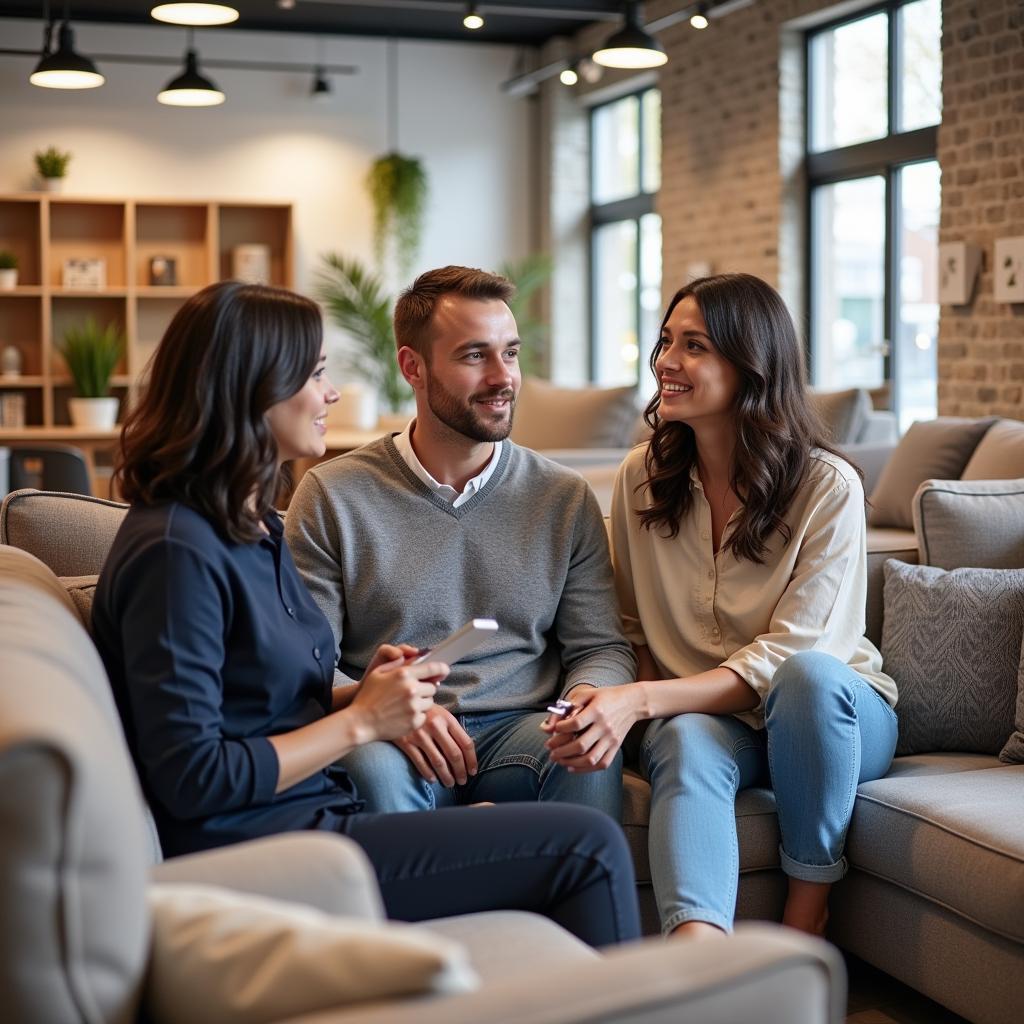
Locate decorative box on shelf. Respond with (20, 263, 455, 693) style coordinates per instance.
(62, 258, 107, 290)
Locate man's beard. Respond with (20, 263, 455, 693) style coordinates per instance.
(425, 374, 516, 442)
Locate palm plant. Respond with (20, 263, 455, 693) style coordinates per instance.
(499, 253, 553, 377)
(58, 318, 122, 397)
(315, 254, 410, 412)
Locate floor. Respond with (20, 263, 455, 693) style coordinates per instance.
(845, 955, 970, 1024)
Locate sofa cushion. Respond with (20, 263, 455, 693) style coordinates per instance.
(961, 418, 1024, 480)
(865, 528, 918, 648)
(868, 418, 995, 529)
(1, 489, 128, 577)
(882, 560, 1024, 755)
(809, 387, 872, 445)
(510, 378, 639, 450)
(61, 574, 99, 631)
(146, 883, 478, 1024)
(913, 477, 1024, 570)
(846, 765, 1024, 942)
(0, 546, 150, 1024)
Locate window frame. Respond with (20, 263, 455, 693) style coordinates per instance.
(588, 85, 660, 386)
(804, 0, 939, 416)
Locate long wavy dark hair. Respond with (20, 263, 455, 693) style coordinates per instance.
(638, 273, 851, 564)
(115, 281, 322, 544)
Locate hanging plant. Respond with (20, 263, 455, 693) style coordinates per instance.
(366, 152, 428, 278)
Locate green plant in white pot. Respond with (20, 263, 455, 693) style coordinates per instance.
(34, 146, 72, 192)
(59, 317, 123, 429)
(0, 250, 17, 290)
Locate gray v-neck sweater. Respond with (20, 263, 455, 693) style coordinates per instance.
(285, 436, 637, 713)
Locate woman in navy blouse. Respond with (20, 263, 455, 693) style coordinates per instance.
(92, 280, 639, 946)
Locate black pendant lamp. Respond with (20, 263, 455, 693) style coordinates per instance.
(592, 1, 667, 70)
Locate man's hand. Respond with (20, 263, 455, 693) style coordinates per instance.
(543, 685, 642, 773)
(395, 705, 478, 787)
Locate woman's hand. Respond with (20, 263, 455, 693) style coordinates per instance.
(350, 656, 448, 744)
(543, 684, 645, 773)
(361, 643, 422, 678)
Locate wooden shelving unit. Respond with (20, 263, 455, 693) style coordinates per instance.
(0, 194, 293, 432)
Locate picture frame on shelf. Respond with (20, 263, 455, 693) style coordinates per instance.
(62, 258, 106, 290)
(148, 256, 178, 287)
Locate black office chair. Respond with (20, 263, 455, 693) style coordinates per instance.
(8, 445, 92, 496)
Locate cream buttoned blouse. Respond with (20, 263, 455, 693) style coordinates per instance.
(610, 445, 897, 729)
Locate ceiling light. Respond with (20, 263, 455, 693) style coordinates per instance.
(463, 3, 484, 30)
(30, 20, 105, 89)
(593, 1, 667, 69)
(690, 4, 709, 30)
(151, 4, 239, 25)
(277, 0, 296, 7)
(559, 62, 579, 86)
(311, 66, 331, 99)
(157, 47, 225, 105)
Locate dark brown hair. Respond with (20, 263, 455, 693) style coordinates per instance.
(639, 273, 853, 563)
(115, 281, 322, 543)
(393, 265, 515, 358)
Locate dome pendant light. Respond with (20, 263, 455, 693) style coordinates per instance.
(158, 36, 224, 106)
(150, 4, 239, 26)
(592, 1, 667, 70)
(30, 17, 105, 89)
(463, 3, 484, 31)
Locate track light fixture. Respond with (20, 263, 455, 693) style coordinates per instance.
(690, 4, 709, 30)
(463, 3, 484, 31)
(592, 1, 666, 70)
(150, 4, 239, 26)
(157, 33, 224, 106)
(30, 2, 105, 89)
(311, 68, 331, 97)
(559, 61, 579, 86)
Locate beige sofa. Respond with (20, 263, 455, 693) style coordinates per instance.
(3, 435, 1024, 1022)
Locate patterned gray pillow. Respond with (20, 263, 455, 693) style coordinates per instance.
(1000, 646, 1024, 764)
(882, 559, 1024, 755)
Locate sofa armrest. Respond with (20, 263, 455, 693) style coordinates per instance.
(287, 924, 846, 1024)
(149, 832, 384, 920)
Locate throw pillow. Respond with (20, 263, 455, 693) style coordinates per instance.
(145, 883, 479, 1024)
(60, 574, 98, 632)
(961, 418, 1024, 480)
(868, 417, 996, 529)
(808, 387, 872, 445)
(999, 637, 1024, 764)
(882, 559, 1024, 755)
(511, 377, 639, 450)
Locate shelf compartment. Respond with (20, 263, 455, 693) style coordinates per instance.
(0, 294, 44, 375)
(50, 295, 129, 378)
(136, 203, 211, 288)
(134, 295, 186, 377)
(0, 386, 44, 427)
(218, 205, 291, 287)
(49, 202, 127, 288)
(0, 199, 43, 286)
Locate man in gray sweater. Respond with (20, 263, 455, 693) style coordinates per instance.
(286, 265, 636, 820)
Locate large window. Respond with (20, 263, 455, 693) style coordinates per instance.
(807, 0, 941, 432)
(590, 88, 662, 392)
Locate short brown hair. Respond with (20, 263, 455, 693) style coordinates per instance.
(393, 265, 515, 357)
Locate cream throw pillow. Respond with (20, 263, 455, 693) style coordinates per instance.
(146, 884, 479, 1024)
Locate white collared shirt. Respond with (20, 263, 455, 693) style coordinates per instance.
(393, 420, 502, 508)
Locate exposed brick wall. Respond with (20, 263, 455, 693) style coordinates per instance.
(550, 0, 1023, 414)
(937, 0, 1024, 416)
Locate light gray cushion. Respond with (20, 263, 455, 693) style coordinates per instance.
(0, 546, 150, 1024)
(1002, 662, 1024, 764)
(1, 488, 128, 577)
(868, 418, 995, 529)
(846, 765, 1024, 942)
(809, 387, 872, 445)
(913, 477, 1024, 570)
(882, 560, 1024, 755)
(961, 418, 1024, 480)
(511, 377, 639, 450)
(146, 883, 478, 1024)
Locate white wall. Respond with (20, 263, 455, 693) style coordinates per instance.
(0, 17, 535, 367)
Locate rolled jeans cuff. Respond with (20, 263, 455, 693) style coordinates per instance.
(779, 845, 847, 884)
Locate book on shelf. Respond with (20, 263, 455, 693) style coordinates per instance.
(0, 392, 26, 428)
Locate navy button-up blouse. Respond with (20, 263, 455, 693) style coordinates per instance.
(92, 501, 363, 857)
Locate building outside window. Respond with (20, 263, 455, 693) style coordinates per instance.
(807, 0, 941, 432)
(590, 87, 662, 395)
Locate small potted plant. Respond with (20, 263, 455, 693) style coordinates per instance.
(58, 317, 123, 429)
(34, 146, 72, 192)
(0, 251, 17, 290)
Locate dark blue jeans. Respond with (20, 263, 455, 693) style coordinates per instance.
(339, 801, 641, 948)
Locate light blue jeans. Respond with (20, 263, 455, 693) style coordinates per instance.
(639, 651, 898, 934)
(342, 709, 623, 822)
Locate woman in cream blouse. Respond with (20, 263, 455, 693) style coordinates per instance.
(544, 273, 898, 939)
